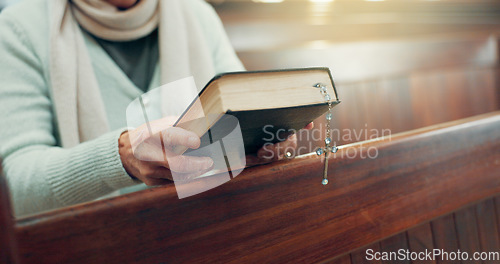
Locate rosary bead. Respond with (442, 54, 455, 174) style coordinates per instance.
(316, 148, 324, 156)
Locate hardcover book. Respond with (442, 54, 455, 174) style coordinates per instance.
(175, 67, 340, 155)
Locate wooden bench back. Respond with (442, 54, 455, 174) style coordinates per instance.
(0, 162, 19, 264)
(6, 112, 499, 264)
(280, 35, 500, 153)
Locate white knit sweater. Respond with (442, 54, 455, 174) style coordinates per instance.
(0, 0, 244, 217)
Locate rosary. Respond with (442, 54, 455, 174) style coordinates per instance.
(314, 83, 338, 185)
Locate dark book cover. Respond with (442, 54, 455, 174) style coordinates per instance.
(188, 101, 340, 155)
(179, 67, 341, 155)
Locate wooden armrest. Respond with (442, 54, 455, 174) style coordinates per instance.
(15, 111, 500, 264)
(0, 162, 19, 264)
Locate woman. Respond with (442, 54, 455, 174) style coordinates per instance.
(0, 0, 300, 217)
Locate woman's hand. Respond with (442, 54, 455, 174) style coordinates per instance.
(246, 122, 314, 166)
(118, 120, 213, 186)
(119, 120, 314, 185)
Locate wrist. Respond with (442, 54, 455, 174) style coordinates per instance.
(118, 131, 137, 180)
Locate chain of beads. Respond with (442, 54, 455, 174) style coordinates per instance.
(314, 83, 338, 185)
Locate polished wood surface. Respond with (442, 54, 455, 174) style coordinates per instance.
(326, 198, 500, 264)
(14, 112, 500, 264)
(326, 66, 499, 145)
(0, 163, 18, 264)
(0, 2, 496, 263)
(216, 0, 500, 152)
(219, 6, 500, 261)
(243, 34, 500, 154)
(237, 36, 499, 82)
(407, 223, 436, 264)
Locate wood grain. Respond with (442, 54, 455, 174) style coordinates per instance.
(475, 199, 500, 264)
(454, 205, 481, 263)
(322, 253, 352, 264)
(340, 197, 500, 264)
(431, 214, 459, 264)
(350, 243, 382, 264)
(407, 223, 436, 264)
(14, 112, 500, 264)
(379, 233, 410, 264)
(296, 67, 500, 156)
(237, 28, 500, 153)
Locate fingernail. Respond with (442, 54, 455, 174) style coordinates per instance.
(188, 136, 198, 148)
(204, 158, 214, 169)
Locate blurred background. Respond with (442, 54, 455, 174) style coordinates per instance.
(1, 0, 499, 151)
(207, 0, 500, 152)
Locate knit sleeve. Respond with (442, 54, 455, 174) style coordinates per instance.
(0, 12, 138, 217)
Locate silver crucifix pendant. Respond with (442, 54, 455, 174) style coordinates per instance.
(322, 151, 329, 185)
(316, 143, 338, 185)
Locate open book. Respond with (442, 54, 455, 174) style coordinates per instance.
(174, 67, 340, 155)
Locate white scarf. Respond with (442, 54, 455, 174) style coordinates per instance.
(49, 0, 215, 147)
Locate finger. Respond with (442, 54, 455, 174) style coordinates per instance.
(162, 127, 201, 150)
(145, 164, 213, 182)
(257, 143, 276, 161)
(257, 143, 284, 161)
(170, 164, 215, 182)
(246, 154, 272, 167)
(286, 134, 298, 148)
(304, 122, 314, 130)
(147, 116, 178, 135)
(142, 177, 171, 186)
(145, 165, 173, 180)
(133, 133, 166, 162)
(257, 132, 298, 160)
(165, 155, 214, 173)
(275, 135, 297, 158)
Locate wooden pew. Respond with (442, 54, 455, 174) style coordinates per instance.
(1, 111, 497, 263)
(0, 162, 19, 264)
(217, 0, 500, 150)
(241, 34, 500, 149)
(0, 2, 498, 263)
(214, 5, 500, 261)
